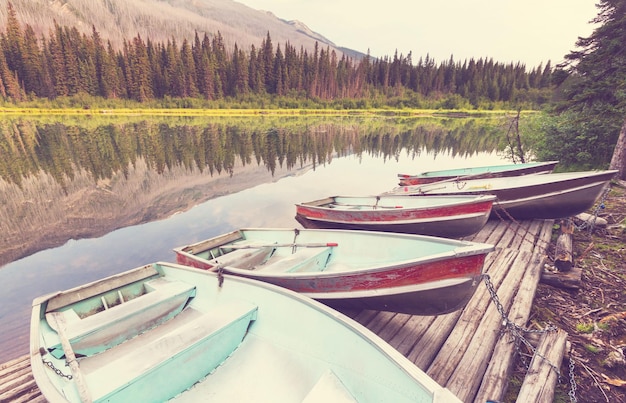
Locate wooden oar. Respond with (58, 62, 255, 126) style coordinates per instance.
(329, 203, 404, 209)
(220, 242, 338, 250)
(385, 173, 488, 195)
(47, 312, 93, 403)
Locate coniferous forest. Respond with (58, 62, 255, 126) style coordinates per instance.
(0, 3, 553, 109)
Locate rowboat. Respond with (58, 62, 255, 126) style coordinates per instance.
(295, 194, 496, 238)
(31, 262, 461, 402)
(388, 170, 617, 220)
(174, 228, 494, 315)
(397, 161, 559, 186)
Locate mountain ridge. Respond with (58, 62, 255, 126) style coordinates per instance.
(0, 0, 363, 58)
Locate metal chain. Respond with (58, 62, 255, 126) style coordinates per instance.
(482, 274, 577, 401)
(216, 264, 224, 287)
(43, 357, 73, 380)
(574, 184, 611, 233)
(569, 355, 578, 403)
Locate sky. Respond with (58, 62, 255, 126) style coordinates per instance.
(237, 0, 600, 68)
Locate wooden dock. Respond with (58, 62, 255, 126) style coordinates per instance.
(0, 218, 560, 403)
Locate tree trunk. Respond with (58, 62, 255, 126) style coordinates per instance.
(609, 116, 626, 180)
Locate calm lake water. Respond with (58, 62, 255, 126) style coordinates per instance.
(0, 114, 511, 363)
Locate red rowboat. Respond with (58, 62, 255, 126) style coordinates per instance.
(174, 228, 494, 315)
(295, 195, 495, 238)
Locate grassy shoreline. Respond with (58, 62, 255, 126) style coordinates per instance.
(0, 106, 530, 117)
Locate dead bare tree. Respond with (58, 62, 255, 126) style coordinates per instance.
(609, 116, 626, 181)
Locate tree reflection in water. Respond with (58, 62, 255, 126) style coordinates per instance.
(0, 115, 513, 363)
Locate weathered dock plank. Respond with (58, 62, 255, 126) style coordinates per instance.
(0, 219, 560, 403)
(516, 328, 568, 402)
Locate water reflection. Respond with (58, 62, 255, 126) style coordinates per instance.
(0, 115, 508, 363)
(0, 115, 504, 266)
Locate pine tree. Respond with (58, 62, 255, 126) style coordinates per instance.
(555, 0, 626, 175)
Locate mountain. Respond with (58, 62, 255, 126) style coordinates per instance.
(0, 0, 363, 58)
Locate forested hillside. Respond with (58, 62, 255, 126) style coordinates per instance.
(0, 0, 346, 57)
(0, 2, 553, 108)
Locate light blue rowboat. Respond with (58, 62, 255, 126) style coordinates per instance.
(31, 262, 461, 402)
(397, 161, 559, 186)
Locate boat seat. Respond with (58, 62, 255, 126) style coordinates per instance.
(302, 370, 357, 403)
(260, 247, 332, 273)
(66, 300, 258, 402)
(46, 277, 196, 359)
(210, 246, 274, 270)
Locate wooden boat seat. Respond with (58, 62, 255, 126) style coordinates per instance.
(45, 277, 196, 359)
(260, 247, 332, 273)
(66, 300, 258, 402)
(302, 370, 357, 402)
(211, 246, 274, 270)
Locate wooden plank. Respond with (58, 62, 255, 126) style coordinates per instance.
(0, 355, 30, 376)
(407, 248, 516, 369)
(516, 220, 544, 254)
(506, 221, 530, 251)
(510, 220, 536, 252)
(466, 220, 498, 243)
(376, 313, 412, 343)
(484, 219, 514, 246)
(541, 267, 583, 290)
(473, 255, 549, 403)
(408, 311, 462, 369)
(554, 218, 574, 271)
(495, 221, 529, 250)
(388, 315, 437, 356)
(419, 249, 518, 381)
(12, 391, 46, 403)
(0, 372, 35, 399)
(441, 251, 532, 402)
(364, 311, 400, 335)
(515, 329, 568, 403)
(349, 309, 379, 327)
(0, 380, 43, 403)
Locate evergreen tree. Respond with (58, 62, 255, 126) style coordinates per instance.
(180, 38, 199, 98)
(547, 0, 626, 175)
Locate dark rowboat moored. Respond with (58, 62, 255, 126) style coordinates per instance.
(174, 228, 494, 315)
(397, 160, 559, 186)
(295, 194, 495, 238)
(388, 170, 618, 220)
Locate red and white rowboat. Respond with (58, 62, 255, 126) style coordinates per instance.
(295, 194, 495, 238)
(174, 228, 494, 315)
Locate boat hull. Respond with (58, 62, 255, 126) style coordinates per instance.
(397, 161, 558, 186)
(390, 170, 617, 220)
(31, 262, 462, 402)
(174, 228, 494, 315)
(295, 195, 495, 238)
(318, 276, 481, 315)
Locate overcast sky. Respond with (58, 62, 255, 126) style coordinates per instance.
(237, 0, 599, 67)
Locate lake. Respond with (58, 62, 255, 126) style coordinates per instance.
(0, 114, 512, 363)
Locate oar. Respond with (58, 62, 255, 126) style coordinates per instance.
(385, 173, 488, 195)
(329, 202, 404, 209)
(220, 242, 338, 250)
